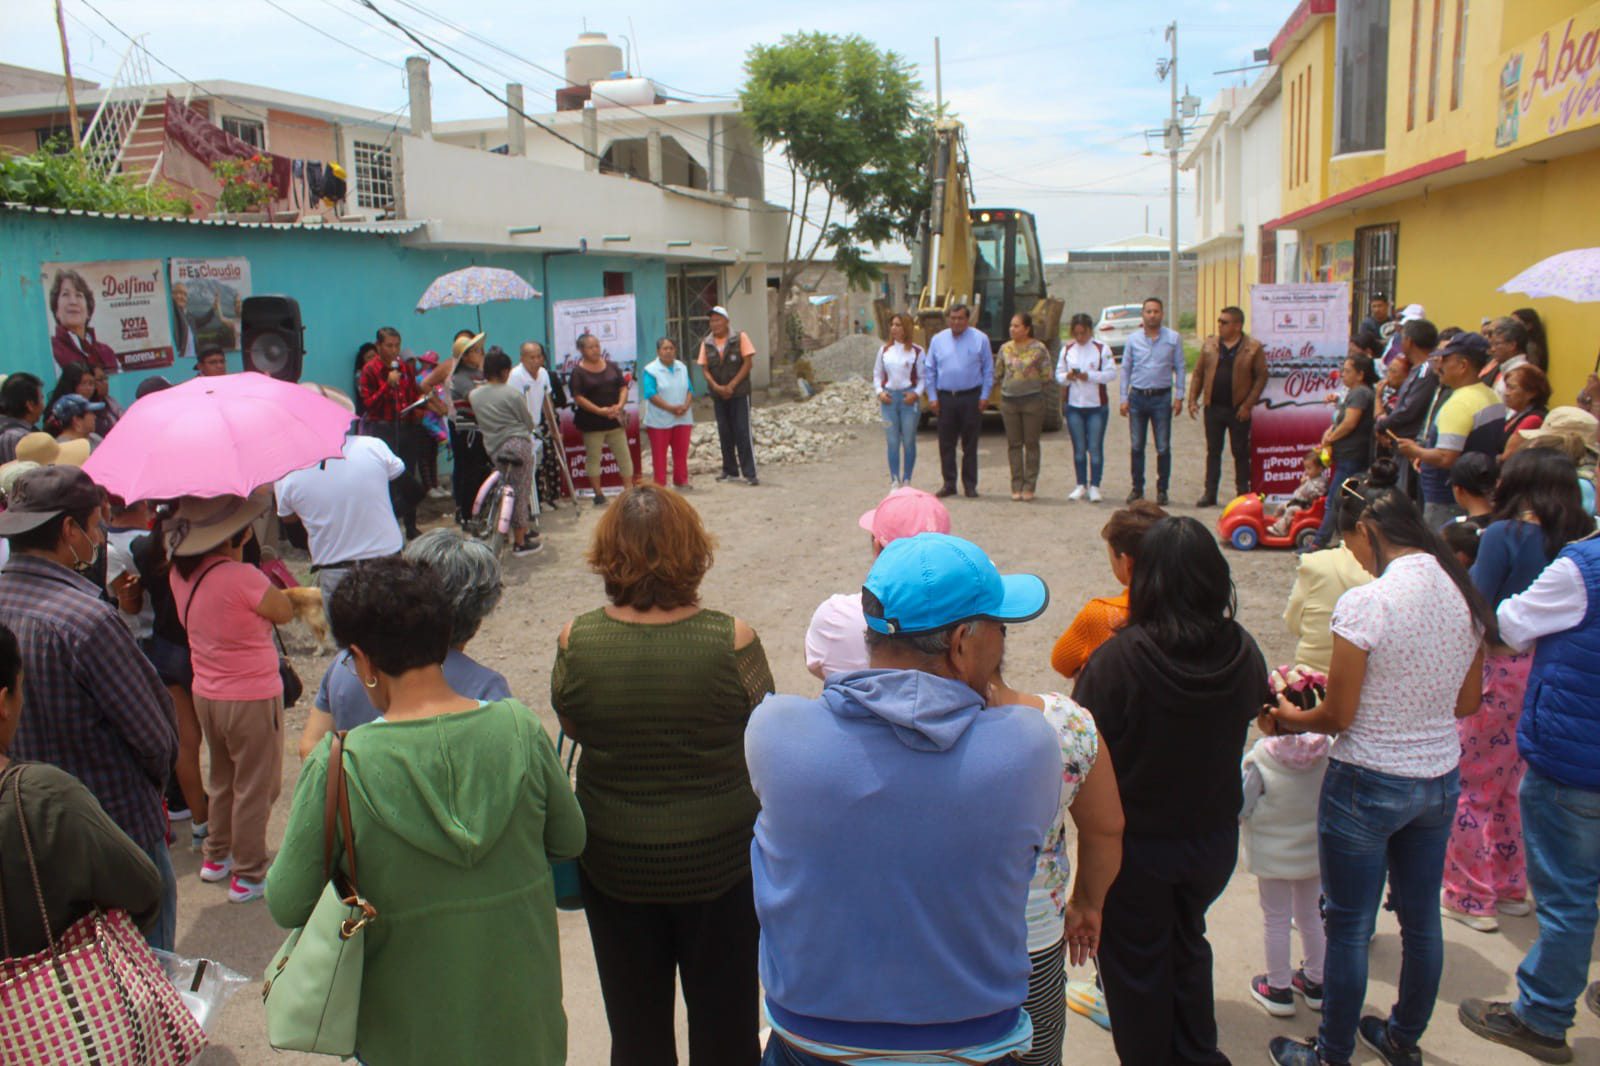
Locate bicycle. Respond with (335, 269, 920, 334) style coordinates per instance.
(466, 453, 523, 560)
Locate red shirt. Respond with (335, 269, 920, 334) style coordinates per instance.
(359, 356, 423, 421)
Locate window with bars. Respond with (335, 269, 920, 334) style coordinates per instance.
(666, 270, 719, 391)
(1353, 223, 1399, 329)
(352, 139, 395, 212)
(221, 116, 264, 149)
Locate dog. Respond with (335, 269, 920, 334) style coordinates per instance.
(282, 586, 330, 649)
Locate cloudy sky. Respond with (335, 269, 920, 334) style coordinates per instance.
(6, 0, 1292, 257)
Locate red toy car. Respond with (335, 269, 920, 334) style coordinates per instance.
(1217, 493, 1326, 551)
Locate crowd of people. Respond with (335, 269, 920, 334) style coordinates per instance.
(1, 292, 1598, 1066)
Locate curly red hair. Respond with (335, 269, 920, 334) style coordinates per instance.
(587, 484, 716, 610)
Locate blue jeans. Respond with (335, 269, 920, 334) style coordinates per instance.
(1126, 389, 1173, 495)
(881, 388, 920, 481)
(1513, 767, 1600, 1038)
(1313, 457, 1368, 548)
(1317, 760, 1459, 1064)
(1065, 404, 1108, 487)
(139, 835, 177, 952)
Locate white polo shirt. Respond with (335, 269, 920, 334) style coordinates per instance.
(275, 435, 405, 567)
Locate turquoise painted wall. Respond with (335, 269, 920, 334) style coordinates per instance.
(0, 211, 667, 406)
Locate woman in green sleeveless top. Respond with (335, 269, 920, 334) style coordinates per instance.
(553, 484, 774, 1064)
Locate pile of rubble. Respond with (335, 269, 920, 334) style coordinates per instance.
(685, 379, 884, 473)
(805, 334, 882, 383)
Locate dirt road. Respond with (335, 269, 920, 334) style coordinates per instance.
(185, 405, 1598, 1064)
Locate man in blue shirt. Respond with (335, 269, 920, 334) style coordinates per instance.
(1119, 297, 1186, 505)
(925, 304, 994, 498)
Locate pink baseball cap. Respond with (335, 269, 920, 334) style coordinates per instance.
(858, 487, 952, 546)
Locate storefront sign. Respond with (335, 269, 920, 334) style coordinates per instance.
(170, 257, 251, 358)
(41, 259, 173, 376)
(1493, 5, 1600, 150)
(1249, 282, 1350, 498)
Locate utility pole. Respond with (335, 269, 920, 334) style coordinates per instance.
(1164, 21, 1178, 324)
(54, 0, 82, 146)
(934, 37, 943, 118)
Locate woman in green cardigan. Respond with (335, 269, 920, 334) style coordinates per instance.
(266, 556, 584, 1065)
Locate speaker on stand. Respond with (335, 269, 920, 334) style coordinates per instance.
(240, 295, 305, 382)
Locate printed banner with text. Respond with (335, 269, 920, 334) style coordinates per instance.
(552, 294, 642, 495)
(1249, 283, 1350, 498)
(169, 257, 250, 358)
(42, 259, 174, 376)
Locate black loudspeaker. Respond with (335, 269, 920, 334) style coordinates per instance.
(240, 295, 305, 382)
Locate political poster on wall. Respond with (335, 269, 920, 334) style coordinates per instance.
(41, 259, 174, 376)
(551, 295, 639, 379)
(1249, 282, 1350, 498)
(169, 257, 250, 359)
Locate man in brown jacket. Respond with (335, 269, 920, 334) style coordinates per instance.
(1187, 305, 1268, 506)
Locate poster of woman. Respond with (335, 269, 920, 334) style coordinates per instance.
(170, 257, 249, 355)
(42, 259, 174, 376)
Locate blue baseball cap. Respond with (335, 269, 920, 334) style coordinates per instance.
(862, 533, 1048, 635)
(50, 393, 104, 422)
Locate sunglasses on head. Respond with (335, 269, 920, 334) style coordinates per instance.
(1338, 475, 1367, 504)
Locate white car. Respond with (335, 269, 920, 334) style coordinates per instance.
(1094, 304, 1144, 356)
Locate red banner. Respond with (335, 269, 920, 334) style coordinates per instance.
(162, 94, 290, 197)
(1249, 283, 1351, 498)
(559, 406, 643, 495)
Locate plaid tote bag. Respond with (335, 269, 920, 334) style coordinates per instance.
(0, 764, 207, 1065)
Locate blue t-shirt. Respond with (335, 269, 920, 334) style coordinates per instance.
(1470, 520, 1555, 610)
(316, 647, 513, 731)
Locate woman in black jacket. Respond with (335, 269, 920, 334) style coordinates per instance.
(1074, 516, 1269, 1065)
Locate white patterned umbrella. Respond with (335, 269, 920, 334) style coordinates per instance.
(416, 266, 542, 329)
(1498, 248, 1600, 303)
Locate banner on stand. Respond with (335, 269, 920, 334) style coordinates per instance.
(551, 295, 638, 378)
(1249, 283, 1350, 498)
(42, 259, 174, 376)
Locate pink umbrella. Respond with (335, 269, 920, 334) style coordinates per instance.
(84, 372, 353, 500)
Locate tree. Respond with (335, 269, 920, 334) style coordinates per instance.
(742, 33, 931, 324)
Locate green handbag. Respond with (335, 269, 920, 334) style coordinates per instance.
(261, 732, 377, 1055)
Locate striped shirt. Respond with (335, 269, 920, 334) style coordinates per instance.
(0, 555, 176, 850)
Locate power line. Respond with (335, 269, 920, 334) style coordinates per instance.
(259, 0, 403, 69)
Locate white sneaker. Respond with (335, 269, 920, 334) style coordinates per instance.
(890, 478, 900, 490)
(1088, 486, 1103, 502)
(1497, 897, 1534, 917)
(1441, 904, 1499, 932)
(1067, 485, 1087, 501)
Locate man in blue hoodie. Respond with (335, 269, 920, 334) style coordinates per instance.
(747, 533, 1063, 1065)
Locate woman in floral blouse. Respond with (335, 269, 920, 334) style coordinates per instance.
(995, 312, 1054, 501)
(990, 673, 1123, 1066)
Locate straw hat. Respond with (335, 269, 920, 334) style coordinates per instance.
(167, 486, 273, 558)
(301, 382, 355, 413)
(451, 332, 486, 359)
(15, 432, 90, 468)
(0, 460, 40, 498)
(1520, 406, 1600, 452)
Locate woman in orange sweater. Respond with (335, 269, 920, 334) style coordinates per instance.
(1051, 500, 1166, 680)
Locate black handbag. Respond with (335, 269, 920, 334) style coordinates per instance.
(183, 560, 302, 706)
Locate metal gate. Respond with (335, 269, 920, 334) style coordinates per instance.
(1352, 223, 1399, 331)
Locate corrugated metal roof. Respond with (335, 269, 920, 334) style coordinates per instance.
(0, 202, 426, 236)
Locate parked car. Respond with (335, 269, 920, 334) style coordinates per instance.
(1094, 303, 1144, 356)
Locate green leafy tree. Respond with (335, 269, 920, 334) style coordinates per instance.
(742, 33, 931, 312)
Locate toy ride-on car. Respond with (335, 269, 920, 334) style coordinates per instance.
(1217, 493, 1326, 552)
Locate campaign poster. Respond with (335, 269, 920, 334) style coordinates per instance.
(41, 259, 174, 375)
(551, 295, 639, 379)
(169, 257, 250, 358)
(1249, 283, 1350, 499)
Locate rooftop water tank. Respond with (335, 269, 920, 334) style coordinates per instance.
(592, 77, 657, 109)
(565, 33, 624, 88)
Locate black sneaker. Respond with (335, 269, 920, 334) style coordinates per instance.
(1267, 1035, 1334, 1065)
(935, 485, 957, 499)
(1587, 981, 1599, 1020)
(512, 539, 544, 558)
(715, 472, 738, 482)
(963, 487, 978, 498)
(1125, 489, 1144, 504)
(1195, 494, 1218, 507)
(592, 493, 607, 507)
(745, 477, 760, 486)
(1458, 999, 1572, 1064)
(1357, 1015, 1421, 1066)
(1250, 974, 1296, 1017)
(1292, 969, 1324, 1011)
(1156, 490, 1170, 506)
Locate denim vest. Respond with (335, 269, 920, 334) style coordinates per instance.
(1519, 535, 1600, 790)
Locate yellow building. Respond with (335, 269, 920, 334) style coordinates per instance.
(1265, 0, 1600, 398)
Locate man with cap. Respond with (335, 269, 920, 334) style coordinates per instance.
(196, 346, 228, 378)
(1396, 331, 1506, 528)
(748, 533, 1062, 1064)
(698, 306, 758, 485)
(51, 392, 104, 449)
(446, 330, 492, 523)
(803, 486, 952, 680)
(1359, 292, 1396, 340)
(0, 466, 178, 948)
(1384, 303, 1426, 365)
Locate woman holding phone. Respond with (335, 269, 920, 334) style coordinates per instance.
(1055, 313, 1119, 502)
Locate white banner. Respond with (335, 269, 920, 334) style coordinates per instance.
(169, 257, 251, 358)
(1248, 283, 1351, 497)
(551, 295, 638, 379)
